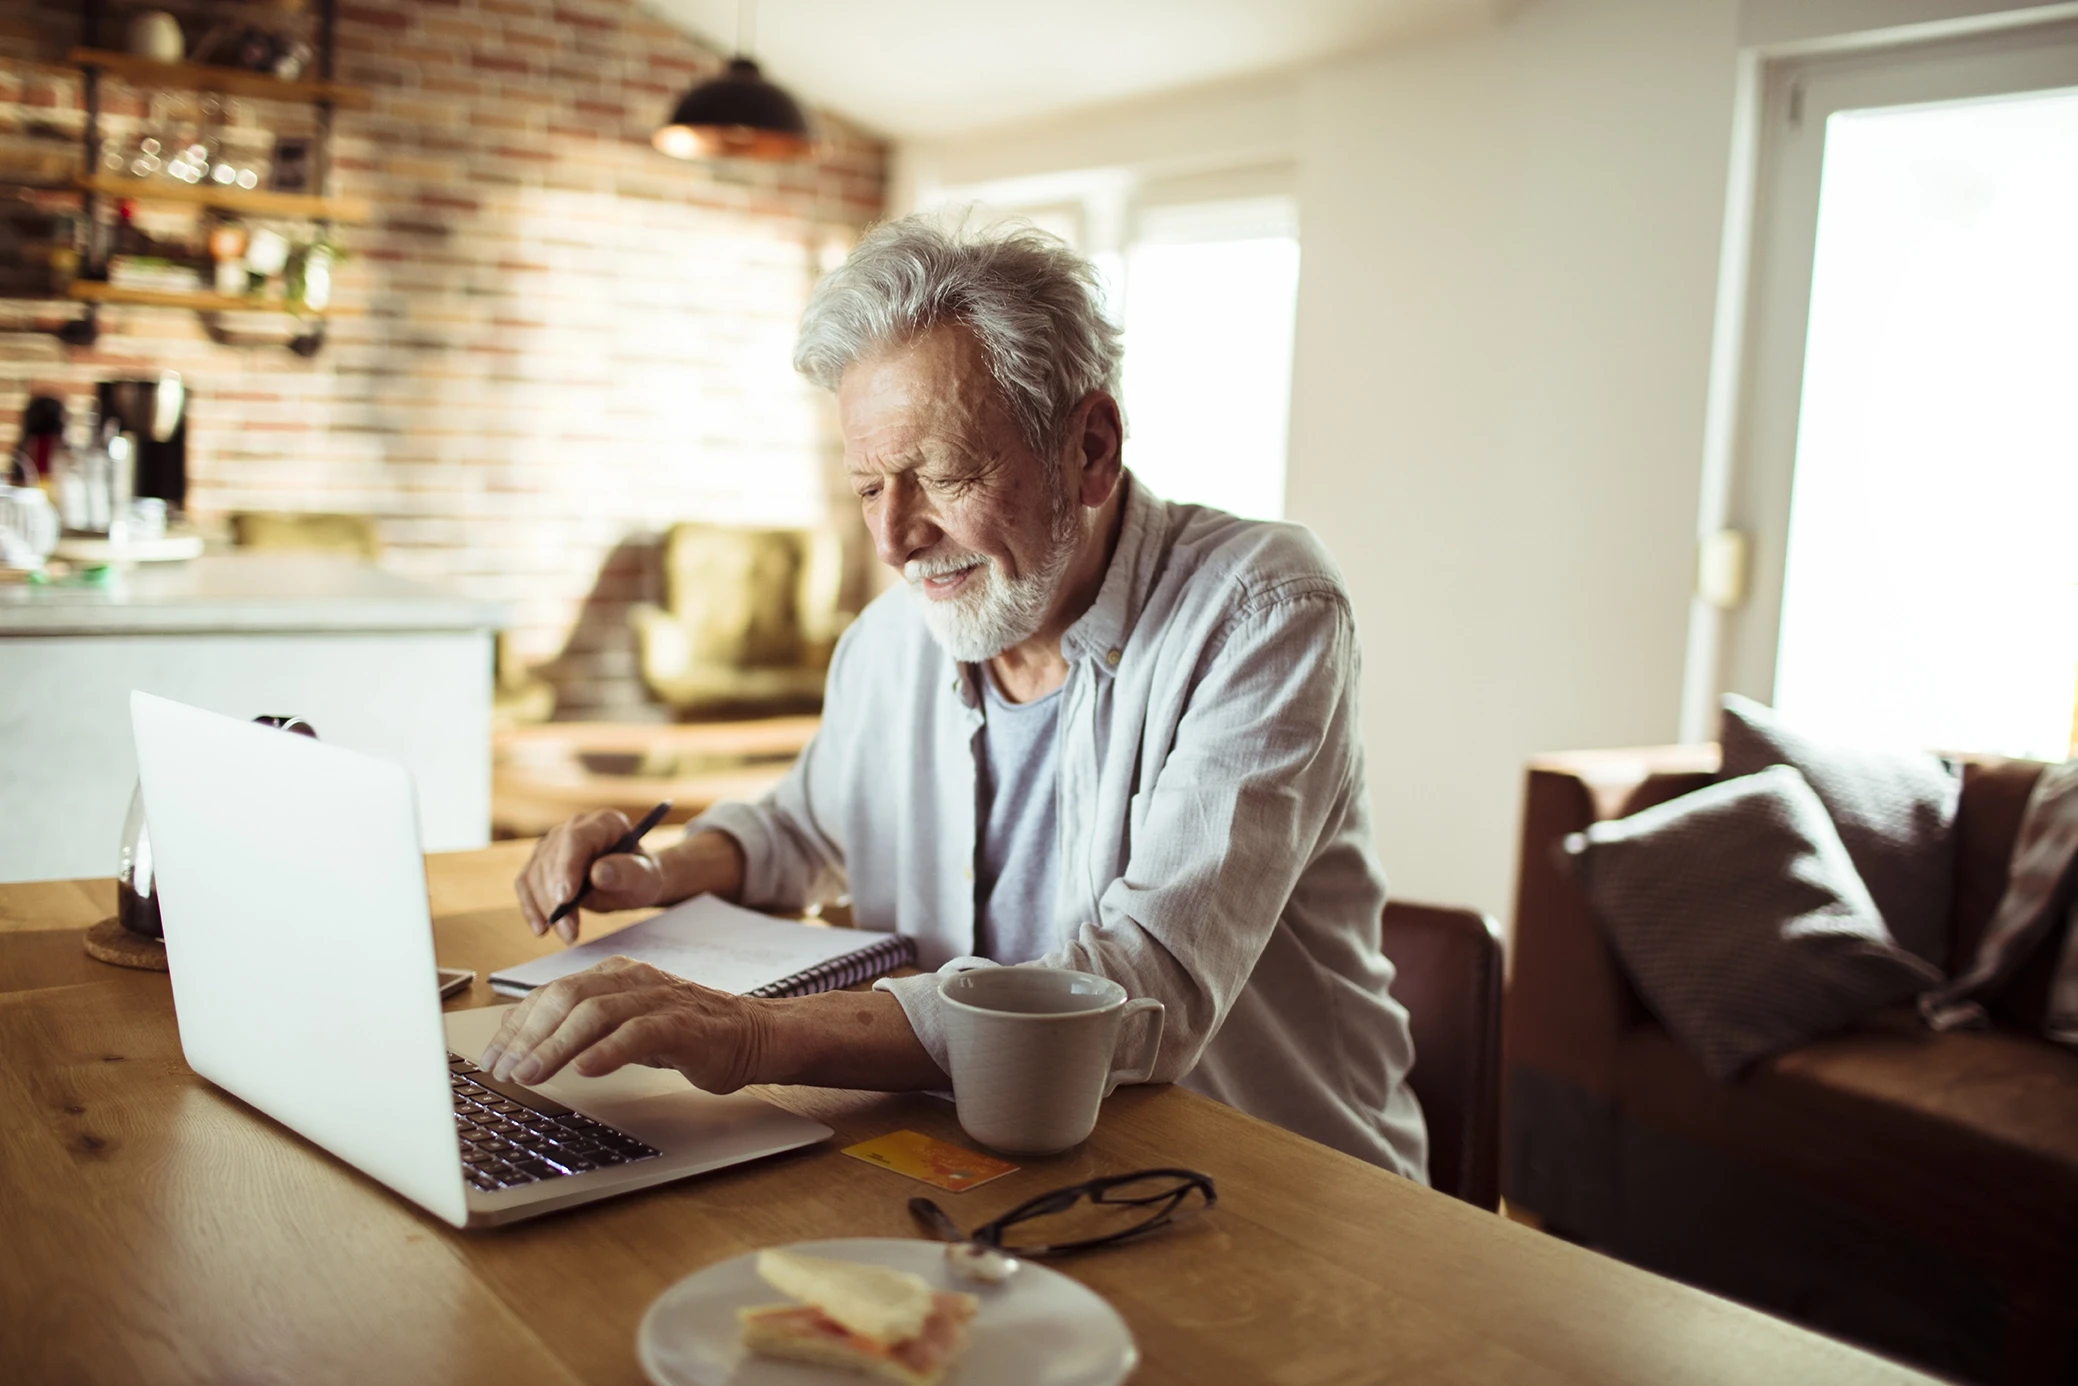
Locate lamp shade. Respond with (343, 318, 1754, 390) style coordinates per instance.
(654, 58, 813, 161)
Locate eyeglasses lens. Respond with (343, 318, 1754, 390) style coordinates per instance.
(992, 1173, 1208, 1254)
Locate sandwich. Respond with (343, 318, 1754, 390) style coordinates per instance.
(738, 1248, 980, 1386)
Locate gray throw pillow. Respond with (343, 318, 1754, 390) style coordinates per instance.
(1565, 764, 1942, 1081)
(1720, 694, 1959, 968)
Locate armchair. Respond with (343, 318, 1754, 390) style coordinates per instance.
(630, 523, 851, 717)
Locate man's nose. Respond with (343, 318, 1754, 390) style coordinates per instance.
(870, 482, 938, 569)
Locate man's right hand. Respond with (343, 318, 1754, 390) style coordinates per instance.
(515, 813, 749, 944)
(515, 809, 667, 943)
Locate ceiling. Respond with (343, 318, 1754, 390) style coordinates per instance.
(645, 0, 1502, 141)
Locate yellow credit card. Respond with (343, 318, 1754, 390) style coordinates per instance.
(841, 1129, 1020, 1192)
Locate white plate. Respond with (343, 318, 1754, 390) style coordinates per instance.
(638, 1237, 1139, 1386)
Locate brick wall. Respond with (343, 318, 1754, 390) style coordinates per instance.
(0, 0, 886, 717)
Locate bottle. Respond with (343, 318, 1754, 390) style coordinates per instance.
(82, 202, 115, 279)
(53, 398, 97, 531)
(81, 418, 114, 534)
(288, 241, 333, 312)
(105, 431, 136, 545)
(48, 213, 79, 293)
(209, 220, 249, 297)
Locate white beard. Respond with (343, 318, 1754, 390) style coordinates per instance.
(906, 503, 1080, 663)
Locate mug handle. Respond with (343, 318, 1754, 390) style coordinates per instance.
(1103, 998, 1165, 1097)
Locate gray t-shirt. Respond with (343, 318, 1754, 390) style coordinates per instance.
(975, 668, 1062, 964)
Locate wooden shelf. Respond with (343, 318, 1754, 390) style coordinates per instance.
(77, 173, 368, 223)
(68, 49, 370, 109)
(0, 137, 80, 186)
(0, 178, 81, 202)
(67, 280, 356, 316)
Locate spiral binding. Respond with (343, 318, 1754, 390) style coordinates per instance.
(746, 932, 919, 999)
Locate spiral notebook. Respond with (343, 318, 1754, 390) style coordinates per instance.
(488, 894, 917, 1000)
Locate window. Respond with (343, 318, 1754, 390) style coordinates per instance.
(1118, 198, 1299, 522)
(1774, 84, 2078, 758)
(1702, 22, 2078, 758)
(912, 173, 1300, 522)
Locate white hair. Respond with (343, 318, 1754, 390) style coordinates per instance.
(793, 212, 1124, 458)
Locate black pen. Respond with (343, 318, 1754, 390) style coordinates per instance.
(548, 799, 673, 930)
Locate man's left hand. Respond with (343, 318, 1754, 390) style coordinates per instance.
(477, 957, 768, 1093)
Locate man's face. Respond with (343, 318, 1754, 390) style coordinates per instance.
(839, 324, 1079, 661)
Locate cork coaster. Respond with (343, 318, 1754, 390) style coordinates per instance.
(83, 917, 169, 972)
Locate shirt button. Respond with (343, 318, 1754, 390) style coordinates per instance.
(1105, 648, 1121, 667)
(963, 866, 974, 882)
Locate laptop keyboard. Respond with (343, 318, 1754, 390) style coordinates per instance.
(447, 1052, 661, 1193)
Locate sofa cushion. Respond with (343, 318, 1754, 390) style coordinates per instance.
(1615, 1013, 2078, 1269)
(1952, 757, 2061, 1026)
(1565, 764, 1941, 1080)
(1720, 694, 1961, 967)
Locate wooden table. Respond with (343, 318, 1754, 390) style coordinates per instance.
(0, 846, 1935, 1386)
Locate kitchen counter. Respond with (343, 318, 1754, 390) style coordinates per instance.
(0, 553, 509, 883)
(0, 552, 506, 635)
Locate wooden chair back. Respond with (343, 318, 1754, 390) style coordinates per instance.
(1383, 901, 1505, 1209)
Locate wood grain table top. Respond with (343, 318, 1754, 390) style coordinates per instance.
(0, 845, 1935, 1385)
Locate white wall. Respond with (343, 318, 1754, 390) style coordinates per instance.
(1285, 0, 1740, 921)
(895, 69, 1301, 203)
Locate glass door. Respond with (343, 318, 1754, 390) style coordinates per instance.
(1715, 22, 2078, 758)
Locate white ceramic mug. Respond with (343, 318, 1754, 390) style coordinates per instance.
(938, 968, 1164, 1155)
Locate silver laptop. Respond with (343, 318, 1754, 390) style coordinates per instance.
(130, 690, 830, 1228)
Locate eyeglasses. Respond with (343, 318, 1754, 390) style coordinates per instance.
(910, 1167, 1216, 1258)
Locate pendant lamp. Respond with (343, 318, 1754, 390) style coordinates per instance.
(653, 0, 812, 162)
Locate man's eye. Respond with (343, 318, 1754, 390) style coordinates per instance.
(855, 485, 881, 501)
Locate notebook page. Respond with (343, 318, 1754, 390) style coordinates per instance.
(488, 894, 882, 996)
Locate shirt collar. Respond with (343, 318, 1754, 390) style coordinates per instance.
(1060, 469, 1164, 678)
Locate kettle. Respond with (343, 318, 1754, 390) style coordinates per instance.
(117, 715, 319, 940)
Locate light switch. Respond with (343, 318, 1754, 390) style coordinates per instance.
(1699, 529, 1749, 609)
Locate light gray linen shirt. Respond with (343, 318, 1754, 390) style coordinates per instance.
(691, 474, 1429, 1178)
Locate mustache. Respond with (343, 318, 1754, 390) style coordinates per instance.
(904, 553, 989, 583)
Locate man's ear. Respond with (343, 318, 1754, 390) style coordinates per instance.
(1064, 390, 1124, 507)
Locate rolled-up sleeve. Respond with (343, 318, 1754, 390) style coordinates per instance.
(690, 770, 842, 913)
(683, 625, 862, 914)
(874, 970, 952, 1069)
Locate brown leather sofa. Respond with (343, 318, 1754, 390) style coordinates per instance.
(1504, 745, 2078, 1386)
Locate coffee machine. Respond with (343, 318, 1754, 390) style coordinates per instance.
(96, 375, 187, 511)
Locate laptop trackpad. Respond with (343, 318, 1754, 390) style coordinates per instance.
(441, 1004, 806, 1148)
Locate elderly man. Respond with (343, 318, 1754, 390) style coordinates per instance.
(483, 216, 1428, 1178)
